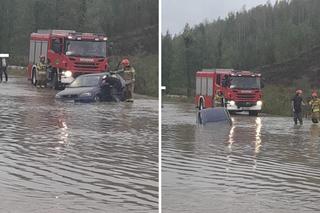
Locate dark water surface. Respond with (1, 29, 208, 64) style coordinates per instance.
(162, 102, 320, 213)
(0, 77, 158, 213)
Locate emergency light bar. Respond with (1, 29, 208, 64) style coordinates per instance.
(231, 71, 261, 77)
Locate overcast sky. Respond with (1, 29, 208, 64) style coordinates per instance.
(162, 0, 277, 35)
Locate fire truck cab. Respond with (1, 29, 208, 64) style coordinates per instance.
(195, 69, 263, 116)
(27, 30, 109, 89)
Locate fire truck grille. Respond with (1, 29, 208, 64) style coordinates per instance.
(74, 62, 99, 69)
(236, 94, 256, 100)
(236, 102, 255, 107)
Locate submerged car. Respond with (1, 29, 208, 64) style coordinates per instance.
(55, 72, 126, 102)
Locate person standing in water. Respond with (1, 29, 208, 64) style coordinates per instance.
(291, 89, 305, 125)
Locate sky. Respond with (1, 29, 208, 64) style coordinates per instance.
(162, 0, 277, 35)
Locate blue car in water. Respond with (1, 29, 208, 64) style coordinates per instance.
(55, 72, 126, 102)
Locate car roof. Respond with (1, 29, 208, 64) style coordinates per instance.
(79, 72, 109, 78)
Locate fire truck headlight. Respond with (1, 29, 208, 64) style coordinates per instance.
(63, 71, 72, 78)
(257, 100, 263, 106)
(230, 100, 235, 106)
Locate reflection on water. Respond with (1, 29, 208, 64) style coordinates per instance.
(162, 102, 320, 213)
(0, 77, 158, 213)
(227, 117, 262, 154)
(254, 117, 262, 154)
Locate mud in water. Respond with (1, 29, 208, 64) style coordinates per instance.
(0, 77, 158, 213)
(162, 102, 320, 213)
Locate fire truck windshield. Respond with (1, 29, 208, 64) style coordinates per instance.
(230, 76, 261, 89)
(65, 40, 106, 57)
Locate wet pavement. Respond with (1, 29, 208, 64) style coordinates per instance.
(162, 102, 320, 213)
(0, 76, 158, 213)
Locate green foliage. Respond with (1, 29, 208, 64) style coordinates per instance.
(0, 0, 158, 96)
(262, 85, 293, 116)
(108, 54, 158, 96)
(133, 54, 158, 96)
(162, 0, 320, 97)
(0, 0, 158, 60)
(262, 80, 314, 116)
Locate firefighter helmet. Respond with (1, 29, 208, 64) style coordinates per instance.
(39, 55, 45, 63)
(121, 58, 130, 67)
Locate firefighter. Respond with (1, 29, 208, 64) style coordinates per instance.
(36, 55, 47, 87)
(119, 58, 135, 102)
(309, 92, 320, 123)
(214, 90, 224, 107)
(291, 89, 305, 125)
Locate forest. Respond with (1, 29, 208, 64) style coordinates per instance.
(162, 0, 320, 97)
(0, 0, 158, 96)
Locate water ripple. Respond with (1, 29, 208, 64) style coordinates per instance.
(163, 102, 320, 213)
(0, 77, 158, 213)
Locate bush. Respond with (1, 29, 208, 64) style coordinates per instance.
(109, 54, 158, 97)
(262, 84, 312, 116)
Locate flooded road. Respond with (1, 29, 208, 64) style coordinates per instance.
(162, 102, 320, 213)
(0, 77, 158, 213)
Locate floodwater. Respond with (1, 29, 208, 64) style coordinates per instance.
(0, 77, 158, 213)
(162, 102, 320, 213)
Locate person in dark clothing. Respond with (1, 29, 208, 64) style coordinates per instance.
(291, 89, 305, 125)
(0, 57, 8, 82)
(222, 75, 231, 87)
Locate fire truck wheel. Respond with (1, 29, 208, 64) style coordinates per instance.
(249, 111, 259, 116)
(32, 69, 37, 86)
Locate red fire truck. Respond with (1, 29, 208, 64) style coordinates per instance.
(27, 30, 109, 88)
(195, 69, 263, 116)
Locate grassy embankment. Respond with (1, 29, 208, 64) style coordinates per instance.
(131, 54, 158, 97)
(262, 85, 294, 116)
(262, 84, 314, 117)
(109, 54, 158, 97)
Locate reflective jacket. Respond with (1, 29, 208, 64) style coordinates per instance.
(214, 94, 224, 107)
(123, 66, 135, 83)
(36, 62, 47, 72)
(309, 98, 320, 112)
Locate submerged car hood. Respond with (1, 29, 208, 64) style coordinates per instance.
(57, 87, 97, 96)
